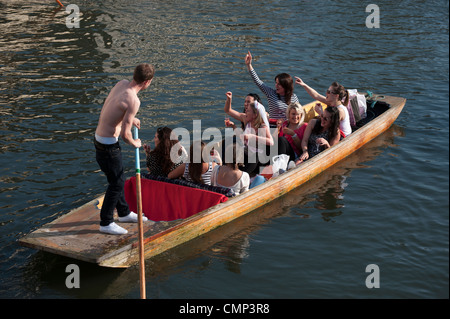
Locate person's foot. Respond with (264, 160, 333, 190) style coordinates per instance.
(99, 222, 128, 235)
(118, 211, 148, 223)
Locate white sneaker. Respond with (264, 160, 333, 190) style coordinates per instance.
(118, 211, 148, 223)
(99, 222, 128, 235)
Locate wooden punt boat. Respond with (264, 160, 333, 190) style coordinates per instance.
(19, 94, 406, 268)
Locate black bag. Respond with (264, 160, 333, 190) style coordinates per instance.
(354, 100, 390, 129)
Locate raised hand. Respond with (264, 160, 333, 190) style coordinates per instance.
(314, 102, 323, 115)
(294, 76, 305, 87)
(245, 51, 253, 70)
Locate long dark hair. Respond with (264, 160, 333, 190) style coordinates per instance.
(188, 141, 207, 184)
(330, 81, 349, 106)
(151, 127, 179, 174)
(275, 73, 294, 105)
(312, 106, 340, 141)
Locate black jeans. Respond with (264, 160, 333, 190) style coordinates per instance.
(94, 138, 130, 226)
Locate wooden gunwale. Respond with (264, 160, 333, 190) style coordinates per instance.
(19, 95, 406, 268)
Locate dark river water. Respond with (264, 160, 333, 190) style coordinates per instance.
(0, 0, 448, 299)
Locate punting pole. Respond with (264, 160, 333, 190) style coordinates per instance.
(133, 126, 146, 299)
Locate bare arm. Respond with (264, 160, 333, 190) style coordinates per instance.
(328, 129, 341, 147)
(168, 163, 186, 179)
(120, 100, 141, 148)
(261, 125, 274, 146)
(298, 119, 316, 162)
(224, 91, 246, 123)
(295, 77, 327, 104)
(244, 125, 274, 146)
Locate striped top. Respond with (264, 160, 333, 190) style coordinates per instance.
(183, 162, 214, 185)
(249, 69, 299, 120)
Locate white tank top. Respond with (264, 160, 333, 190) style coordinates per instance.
(337, 104, 352, 136)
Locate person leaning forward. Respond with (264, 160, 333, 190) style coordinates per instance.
(94, 63, 154, 235)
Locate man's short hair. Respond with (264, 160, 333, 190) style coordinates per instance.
(133, 63, 155, 84)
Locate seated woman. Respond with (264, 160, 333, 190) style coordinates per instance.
(295, 77, 352, 137)
(277, 102, 308, 162)
(143, 126, 187, 177)
(225, 92, 262, 130)
(296, 106, 340, 164)
(245, 51, 300, 120)
(224, 91, 274, 175)
(211, 143, 250, 195)
(168, 141, 216, 185)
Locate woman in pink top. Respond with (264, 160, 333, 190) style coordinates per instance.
(277, 102, 308, 161)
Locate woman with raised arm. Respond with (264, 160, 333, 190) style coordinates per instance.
(224, 93, 262, 130)
(224, 91, 273, 175)
(245, 51, 300, 121)
(295, 77, 352, 137)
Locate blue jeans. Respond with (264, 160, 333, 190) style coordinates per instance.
(94, 139, 130, 226)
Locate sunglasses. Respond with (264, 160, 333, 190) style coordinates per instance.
(326, 89, 338, 95)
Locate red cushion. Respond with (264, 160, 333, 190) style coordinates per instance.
(124, 177, 228, 221)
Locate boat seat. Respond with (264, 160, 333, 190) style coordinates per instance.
(124, 176, 229, 222)
(141, 173, 236, 197)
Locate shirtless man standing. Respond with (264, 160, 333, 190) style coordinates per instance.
(94, 63, 155, 235)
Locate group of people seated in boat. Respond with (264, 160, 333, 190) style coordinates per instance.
(143, 51, 352, 196)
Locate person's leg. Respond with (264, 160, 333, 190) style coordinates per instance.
(277, 136, 296, 162)
(114, 173, 130, 219)
(95, 141, 129, 226)
(250, 175, 266, 188)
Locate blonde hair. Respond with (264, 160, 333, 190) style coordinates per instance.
(286, 102, 305, 125)
(248, 102, 264, 130)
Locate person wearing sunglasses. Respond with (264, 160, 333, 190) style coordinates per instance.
(296, 106, 341, 164)
(294, 77, 352, 137)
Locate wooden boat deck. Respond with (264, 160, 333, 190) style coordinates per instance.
(19, 94, 406, 268)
